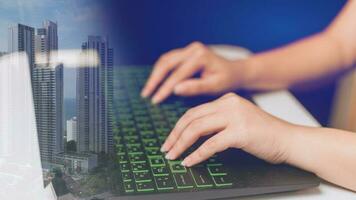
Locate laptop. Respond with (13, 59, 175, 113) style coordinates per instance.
(111, 66, 320, 200)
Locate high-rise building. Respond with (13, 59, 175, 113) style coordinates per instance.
(32, 63, 64, 163)
(8, 23, 35, 72)
(66, 117, 77, 142)
(32, 20, 64, 163)
(76, 36, 113, 154)
(35, 20, 58, 63)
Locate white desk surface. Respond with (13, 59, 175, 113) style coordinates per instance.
(239, 90, 355, 200)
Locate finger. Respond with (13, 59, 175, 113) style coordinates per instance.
(161, 101, 218, 152)
(141, 49, 184, 97)
(151, 54, 204, 104)
(181, 131, 231, 167)
(174, 78, 216, 96)
(165, 113, 227, 160)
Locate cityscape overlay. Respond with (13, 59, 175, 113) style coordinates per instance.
(5, 20, 115, 198)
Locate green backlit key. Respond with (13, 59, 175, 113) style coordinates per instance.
(132, 162, 149, 172)
(207, 164, 227, 176)
(154, 175, 175, 190)
(117, 145, 125, 155)
(173, 173, 194, 189)
(212, 175, 233, 187)
(124, 181, 135, 193)
(122, 171, 133, 182)
(134, 171, 152, 183)
(152, 166, 169, 176)
(129, 152, 146, 163)
(143, 138, 158, 148)
(124, 136, 140, 144)
(169, 160, 187, 173)
(118, 154, 129, 164)
(127, 143, 143, 153)
(190, 167, 214, 188)
(148, 155, 165, 167)
(120, 163, 130, 172)
(145, 147, 161, 156)
(136, 181, 155, 192)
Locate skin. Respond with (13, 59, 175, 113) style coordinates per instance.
(141, 1, 356, 192)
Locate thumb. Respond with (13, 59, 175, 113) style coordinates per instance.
(173, 78, 212, 96)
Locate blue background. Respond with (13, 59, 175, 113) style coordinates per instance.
(103, 0, 347, 126)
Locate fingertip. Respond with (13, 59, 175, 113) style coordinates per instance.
(141, 89, 149, 98)
(182, 156, 193, 167)
(173, 84, 185, 95)
(151, 96, 160, 104)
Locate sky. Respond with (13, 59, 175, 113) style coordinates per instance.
(0, 0, 108, 98)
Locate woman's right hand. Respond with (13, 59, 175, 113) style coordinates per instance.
(141, 42, 252, 104)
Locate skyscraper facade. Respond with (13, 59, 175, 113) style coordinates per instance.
(76, 36, 113, 154)
(32, 20, 64, 163)
(32, 63, 64, 163)
(8, 24, 35, 73)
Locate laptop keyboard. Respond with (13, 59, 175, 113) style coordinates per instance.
(114, 67, 233, 194)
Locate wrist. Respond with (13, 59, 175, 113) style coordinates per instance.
(231, 57, 262, 90)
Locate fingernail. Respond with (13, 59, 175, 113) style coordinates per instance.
(141, 90, 148, 98)
(151, 96, 159, 104)
(182, 157, 190, 167)
(174, 85, 184, 95)
(165, 153, 172, 160)
(160, 145, 167, 152)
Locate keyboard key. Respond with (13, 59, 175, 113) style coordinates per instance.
(143, 138, 158, 148)
(136, 181, 155, 192)
(129, 152, 146, 163)
(169, 160, 187, 173)
(123, 181, 135, 193)
(116, 145, 125, 155)
(122, 171, 133, 182)
(173, 173, 194, 189)
(120, 163, 130, 172)
(145, 147, 161, 156)
(152, 166, 169, 176)
(156, 127, 170, 135)
(134, 171, 152, 183)
(212, 175, 233, 187)
(118, 154, 129, 164)
(131, 162, 149, 172)
(207, 164, 227, 176)
(124, 136, 140, 144)
(148, 155, 166, 167)
(190, 167, 214, 188)
(126, 144, 143, 153)
(154, 175, 175, 190)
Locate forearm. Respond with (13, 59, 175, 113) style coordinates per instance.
(240, 32, 352, 90)
(238, 1, 356, 91)
(285, 125, 356, 191)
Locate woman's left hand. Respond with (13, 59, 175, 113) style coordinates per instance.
(161, 92, 294, 167)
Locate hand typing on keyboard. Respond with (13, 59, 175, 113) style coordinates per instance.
(140, 42, 249, 104)
(161, 92, 293, 167)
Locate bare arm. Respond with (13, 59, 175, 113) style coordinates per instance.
(242, 0, 356, 90)
(286, 125, 356, 191)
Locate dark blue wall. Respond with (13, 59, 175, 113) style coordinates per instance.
(103, 0, 347, 125)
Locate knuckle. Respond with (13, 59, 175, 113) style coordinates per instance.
(190, 41, 203, 48)
(223, 92, 237, 98)
(185, 107, 197, 118)
(159, 53, 171, 63)
(189, 120, 202, 130)
(179, 133, 190, 144)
